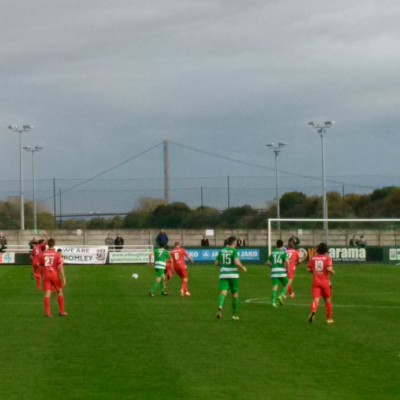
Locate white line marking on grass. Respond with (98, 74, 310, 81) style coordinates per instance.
(244, 298, 400, 309)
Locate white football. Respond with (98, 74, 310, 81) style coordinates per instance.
(132, 273, 139, 279)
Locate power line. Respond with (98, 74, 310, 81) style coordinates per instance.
(42, 142, 163, 202)
(168, 141, 377, 190)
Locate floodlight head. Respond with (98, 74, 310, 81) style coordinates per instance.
(23, 146, 32, 151)
(324, 121, 335, 127)
(22, 125, 34, 130)
(278, 142, 287, 148)
(266, 143, 274, 148)
(8, 125, 18, 130)
(34, 146, 43, 151)
(308, 121, 317, 127)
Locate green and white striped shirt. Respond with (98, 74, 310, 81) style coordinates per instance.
(216, 247, 240, 279)
(153, 248, 171, 270)
(268, 249, 288, 278)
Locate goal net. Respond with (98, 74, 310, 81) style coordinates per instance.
(268, 218, 400, 264)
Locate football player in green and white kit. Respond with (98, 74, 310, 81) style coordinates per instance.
(215, 236, 247, 321)
(267, 239, 290, 307)
(149, 244, 171, 297)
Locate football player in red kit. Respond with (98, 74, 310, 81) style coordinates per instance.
(170, 241, 193, 296)
(286, 239, 300, 299)
(307, 242, 335, 324)
(30, 233, 48, 290)
(39, 238, 67, 317)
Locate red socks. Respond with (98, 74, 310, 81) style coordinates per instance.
(325, 302, 332, 319)
(44, 297, 51, 317)
(58, 296, 65, 314)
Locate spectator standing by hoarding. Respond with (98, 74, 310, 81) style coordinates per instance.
(201, 236, 209, 247)
(114, 234, 124, 251)
(236, 237, 246, 247)
(0, 233, 7, 253)
(105, 234, 114, 248)
(358, 235, 367, 248)
(156, 229, 169, 248)
(349, 235, 358, 247)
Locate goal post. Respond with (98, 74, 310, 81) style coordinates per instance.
(267, 218, 400, 256)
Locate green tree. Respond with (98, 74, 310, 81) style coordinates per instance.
(149, 202, 192, 228)
(0, 198, 20, 229)
(280, 192, 307, 216)
(37, 212, 56, 229)
(220, 205, 258, 228)
(183, 206, 221, 228)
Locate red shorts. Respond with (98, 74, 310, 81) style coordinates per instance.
(43, 277, 63, 292)
(312, 283, 332, 299)
(174, 266, 187, 279)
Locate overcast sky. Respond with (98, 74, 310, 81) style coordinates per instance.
(1, 1, 400, 211)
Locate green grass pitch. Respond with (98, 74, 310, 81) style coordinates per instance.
(0, 264, 399, 400)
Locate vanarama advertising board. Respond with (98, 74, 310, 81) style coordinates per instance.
(304, 247, 366, 263)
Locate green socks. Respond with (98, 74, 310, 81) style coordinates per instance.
(271, 290, 277, 304)
(218, 294, 226, 309)
(232, 297, 239, 315)
(151, 281, 160, 293)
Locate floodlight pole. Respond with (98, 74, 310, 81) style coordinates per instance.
(8, 124, 34, 230)
(267, 142, 286, 231)
(23, 146, 43, 232)
(308, 121, 335, 243)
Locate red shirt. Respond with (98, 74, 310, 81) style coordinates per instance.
(31, 242, 47, 265)
(308, 254, 333, 285)
(286, 248, 300, 272)
(170, 248, 190, 270)
(39, 249, 62, 279)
